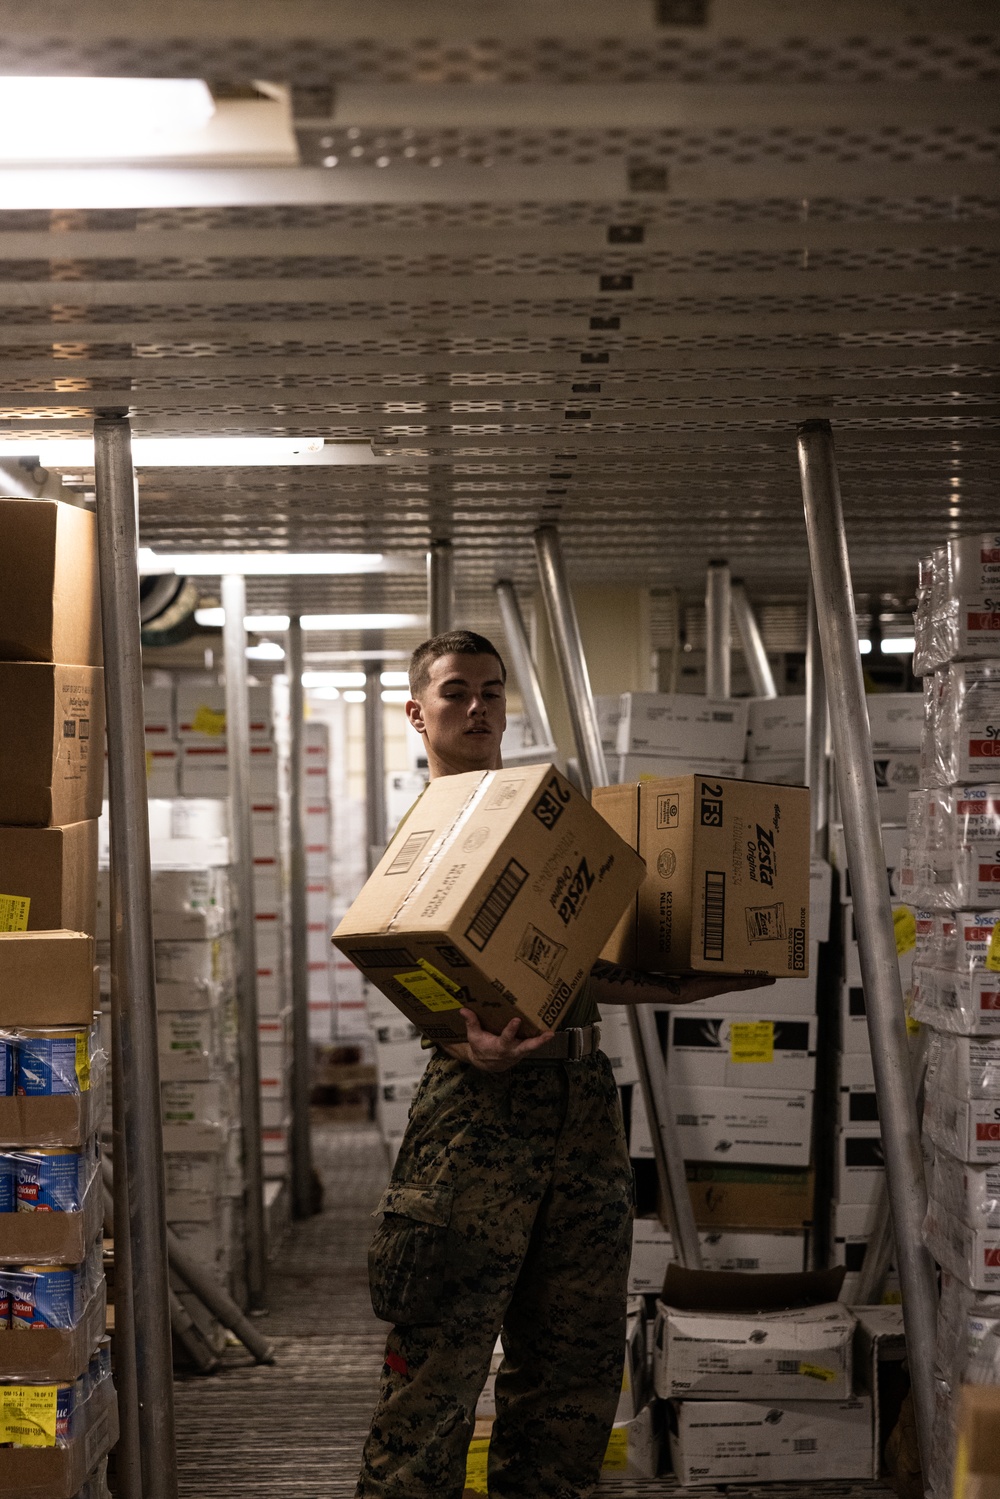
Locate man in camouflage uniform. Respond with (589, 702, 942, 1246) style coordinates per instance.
(356, 631, 762, 1499)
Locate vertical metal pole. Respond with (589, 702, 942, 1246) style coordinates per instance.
(533, 524, 608, 799)
(705, 561, 731, 699)
(109, 970, 142, 1499)
(629, 1009, 703, 1268)
(93, 413, 177, 1499)
(732, 580, 778, 699)
(287, 617, 314, 1219)
(805, 580, 830, 859)
(221, 572, 268, 1309)
(428, 539, 454, 636)
(494, 579, 555, 749)
(364, 665, 387, 872)
(796, 419, 938, 1476)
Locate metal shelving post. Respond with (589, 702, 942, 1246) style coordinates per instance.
(287, 616, 315, 1219)
(796, 418, 938, 1476)
(805, 581, 830, 859)
(221, 572, 268, 1310)
(428, 539, 454, 636)
(732, 580, 778, 699)
(705, 561, 732, 699)
(93, 413, 178, 1499)
(533, 522, 702, 1268)
(494, 579, 556, 752)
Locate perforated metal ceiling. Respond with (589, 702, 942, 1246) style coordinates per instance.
(1, 0, 998, 633)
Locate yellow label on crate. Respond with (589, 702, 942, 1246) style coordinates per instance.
(730, 1021, 774, 1064)
(0, 1384, 58, 1447)
(145, 749, 154, 778)
(75, 1031, 91, 1092)
(986, 920, 1000, 973)
(0, 895, 30, 932)
(464, 1437, 491, 1493)
(192, 704, 226, 737)
(395, 962, 463, 1012)
(602, 1426, 629, 1471)
(799, 1362, 838, 1382)
(906, 1015, 922, 1037)
(893, 906, 917, 956)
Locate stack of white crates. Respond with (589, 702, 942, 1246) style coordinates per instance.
(903, 532, 1000, 1497)
(598, 691, 807, 786)
(827, 692, 924, 1302)
(304, 722, 335, 1043)
(367, 982, 426, 1167)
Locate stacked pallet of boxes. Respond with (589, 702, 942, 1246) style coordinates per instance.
(175, 681, 293, 1194)
(304, 722, 335, 1044)
(826, 692, 924, 1302)
(902, 532, 1000, 1496)
(0, 500, 118, 1492)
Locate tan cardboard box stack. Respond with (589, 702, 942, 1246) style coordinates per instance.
(903, 536, 1000, 1499)
(593, 772, 829, 1304)
(0, 500, 117, 1491)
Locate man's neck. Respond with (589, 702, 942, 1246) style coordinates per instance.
(426, 746, 502, 779)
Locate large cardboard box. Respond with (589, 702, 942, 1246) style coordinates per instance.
(594, 775, 810, 977)
(0, 664, 105, 826)
(0, 930, 96, 1027)
(0, 821, 98, 934)
(333, 764, 645, 1042)
(0, 499, 101, 667)
(668, 1395, 874, 1483)
(0, 1055, 106, 1149)
(0, 1368, 117, 1499)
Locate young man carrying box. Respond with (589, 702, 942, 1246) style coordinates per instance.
(355, 631, 765, 1499)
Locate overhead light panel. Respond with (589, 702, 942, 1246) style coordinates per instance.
(245, 641, 285, 661)
(0, 77, 215, 163)
(142, 552, 403, 577)
(300, 613, 425, 631)
(380, 671, 411, 687)
(302, 671, 367, 688)
(881, 638, 916, 655)
(195, 609, 292, 630)
(15, 437, 323, 468)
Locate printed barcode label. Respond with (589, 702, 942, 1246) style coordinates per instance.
(387, 830, 434, 876)
(793, 1439, 818, 1454)
(464, 858, 528, 951)
(703, 871, 726, 961)
(677, 1114, 699, 1126)
(350, 946, 415, 969)
(777, 1360, 799, 1374)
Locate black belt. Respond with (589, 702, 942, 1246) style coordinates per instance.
(523, 1023, 602, 1062)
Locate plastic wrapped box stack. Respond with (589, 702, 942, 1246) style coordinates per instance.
(0, 499, 117, 1489)
(827, 692, 925, 1303)
(902, 533, 1000, 1497)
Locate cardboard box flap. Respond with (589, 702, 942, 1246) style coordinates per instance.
(663, 1263, 845, 1312)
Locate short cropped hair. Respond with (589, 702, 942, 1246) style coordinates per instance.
(408, 630, 508, 697)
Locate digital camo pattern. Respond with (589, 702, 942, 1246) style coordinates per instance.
(356, 1049, 633, 1499)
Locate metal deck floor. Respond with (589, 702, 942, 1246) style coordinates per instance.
(173, 1121, 895, 1498)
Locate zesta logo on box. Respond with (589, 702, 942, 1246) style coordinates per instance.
(748, 824, 777, 887)
(551, 856, 595, 926)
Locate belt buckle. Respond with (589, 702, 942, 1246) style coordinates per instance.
(566, 1027, 583, 1061)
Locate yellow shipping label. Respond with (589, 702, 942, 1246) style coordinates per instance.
(603, 1427, 629, 1471)
(0, 1384, 58, 1447)
(893, 906, 917, 957)
(799, 1362, 838, 1382)
(395, 968, 462, 1013)
(986, 920, 1000, 973)
(192, 704, 226, 737)
(730, 1021, 774, 1064)
(464, 1437, 490, 1493)
(75, 1031, 91, 1092)
(0, 895, 30, 932)
(906, 1015, 922, 1036)
(145, 749, 154, 778)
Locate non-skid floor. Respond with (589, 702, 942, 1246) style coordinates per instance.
(173, 1121, 895, 1498)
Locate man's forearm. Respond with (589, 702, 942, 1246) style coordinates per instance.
(589, 960, 771, 1007)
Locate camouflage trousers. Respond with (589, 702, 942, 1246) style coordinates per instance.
(356, 1049, 633, 1499)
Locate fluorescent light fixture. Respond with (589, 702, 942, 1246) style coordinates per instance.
(0, 78, 216, 163)
(301, 613, 425, 631)
(11, 437, 323, 468)
(881, 637, 916, 655)
(195, 608, 292, 631)
(381, 689, 410, 704)
(380, 671, 410, 687)
(343, 690, 367, 703)
(308, 687, 341, 701)
(304, 650, 409, 663)
(858, 639, 872, 654)
(246, 641, 285, 661)
(145, 552, 389, 578)
(302, 671, 367, 689)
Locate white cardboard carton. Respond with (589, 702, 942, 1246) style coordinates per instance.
(668, 1396, 874, 1484)
(615, 753, 744, 783)
(667, 1085, 813, 1167)
(627, 1218, 806, 1295)
(745, 698, 806, 762)
(665, 1012, 817, 1092)
(616, 693, 750, 762)
(599, 1399, 659, 1483)
(833, 1127, 884, 1205)
(865, 693, 925, 753)
(664, 956, 819, 1018)
(654, 1300, 855, 1401)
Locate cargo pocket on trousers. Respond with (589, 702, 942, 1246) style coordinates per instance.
(368, 1181, 454, 1326)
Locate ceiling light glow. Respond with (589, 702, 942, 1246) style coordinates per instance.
(881, 637, 916, 655)
(300, 613, 425, 631)
(380, 671, 410, 687)
(146, 553, 389, 578)
(0, 77, 215, 163)
(245, 641, 285, 661)
(302, 671, 367, 689)
(195, 609, 292, 630)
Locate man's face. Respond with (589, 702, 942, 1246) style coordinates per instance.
(406, 652, 507, 775)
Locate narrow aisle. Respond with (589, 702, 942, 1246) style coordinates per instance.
(175, 1123, 387, 1497)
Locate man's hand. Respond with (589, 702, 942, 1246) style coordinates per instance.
(589, 960, 776, 1008)
(442, 1008, 556, 1073)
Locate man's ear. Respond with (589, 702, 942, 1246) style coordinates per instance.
(405, 697, 426, 734)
